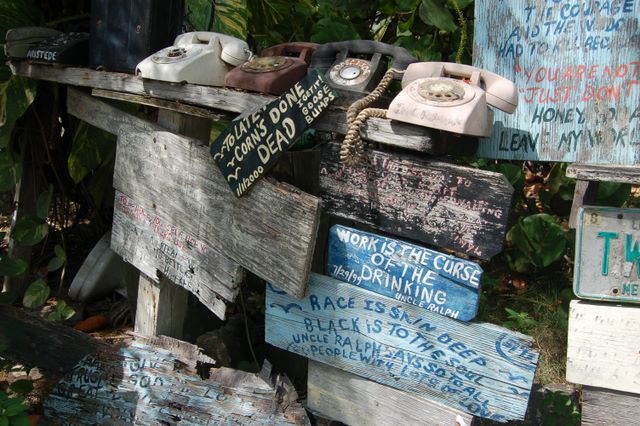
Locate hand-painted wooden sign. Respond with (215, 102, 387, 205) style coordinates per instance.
(210, 71, 336, 197)
(43, 337, 307, 425)
(265, 273, 539, 422)
(327, 225, 482, 321)
(566, 300, 640, 394)
(319, 141, 513, 260)
(574, 206, 640, 303)
(473, 0, 640, 164)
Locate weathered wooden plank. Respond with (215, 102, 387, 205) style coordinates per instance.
(582, 386, 640, 426)
(568, 180, 599, 229)
(573, 207, 640, 303)
(92, 88, 233, 121)
(265, 273, 539, 422)
(113, 191, 241, 317)
(473, 1, 640, 165)
(42, 338, 307, 425)
(566, 300, 640, 394)
(307, 360, 475, 426)
(319, 141, 514, 260)
(14, 63, 475, 156)
(134, 273, 191, 337)
(327, 225, 482, 321)
(566, 164, 640, 184)
(67, 89, 320, 297)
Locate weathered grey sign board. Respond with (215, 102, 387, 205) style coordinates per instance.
(43, 337, 308, 425)
(67, 88, 320, 299)
(582, 385, 640, 426)
(210, 71, 335, 197)
(319, 141, 513, 260)
(473, 0, 640, 164)
(266, 273, 539, 422)
(307, 360, 474, 426)
(327, 225, 482, 321)
(566, 300, 640, 394)
(574, 206, 640, 303)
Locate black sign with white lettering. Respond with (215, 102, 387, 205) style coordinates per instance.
(210, 71, 336, 197)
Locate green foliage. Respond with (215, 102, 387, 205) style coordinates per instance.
(0, 393, 29, 426)
(47, 244, 66, 272)
(35, 185, 53, 219)
(539, 391, 581, 426)
(506, 214, 568, 273)
(22, 279, 49, 309)
(10, 215, 48, 246)
(502, 307, 539, 334)
(0, 257, 27, 278)
(0, 150, 22, 191)
(68, 122, 116, 184)
(212, 0, 249, 39)
(48, 299, 75, 322)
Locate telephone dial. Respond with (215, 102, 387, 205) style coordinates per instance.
(136, 31, 251, 86)
(5, 27, 61, 59)
(387, 62, 518, 137)
(309, 40, 417, 102)
(225, 42, 318, 95)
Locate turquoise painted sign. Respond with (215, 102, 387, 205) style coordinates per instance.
(327, 225, 482, 321)
(574, 206, 640, 303)
(473, 0, 640, 164)
(265, 273, 539, 422)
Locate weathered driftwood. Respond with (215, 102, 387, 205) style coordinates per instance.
(10, 62, 474, 156)
(327, 224, 483, 321)
(566, 300, 640, 394)
(319, 141, 514, 260)
(307, 360, 475, 426)
(582, 385, 640, 426)
(68, 88, 320, 298)
(566, 164, 640, 184)
(266, 273, 539, 422)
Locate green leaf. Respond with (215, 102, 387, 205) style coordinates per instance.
(68, 122, 116, 183)
(0, 75, 38, 148)
(23, 280, 49, 309)
(419, 0, 458, 32)
(484, 163, 524, 193)
(212, 0, 249, 39)
(48, 300, 75, 322)
(0, 415, 7, 426)
(11, 215, 48, 246)
(311, 17, 360, 43)
(36, 185, 53, 219)
(0, 257, 27, 277)
(395, 0, 422, 13)
(506, 214, 567, 272)
(448, 0, 474, 9)
(47, 256, 64, 272)
(2, 397, 27, 416)
(9, 414, 29, 426)
(597, 181, 631, 207)
(186, 0, 215, 30)
(0, 150, 22, 191)
(54, 244, 66, 260)
(9, 380, 32, 396)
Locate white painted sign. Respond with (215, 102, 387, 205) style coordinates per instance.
(574, 206, 640, 303)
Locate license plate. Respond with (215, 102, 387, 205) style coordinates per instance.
(574, 206, 640, 303)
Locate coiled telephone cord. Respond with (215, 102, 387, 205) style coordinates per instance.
(340, 67, 400, 165)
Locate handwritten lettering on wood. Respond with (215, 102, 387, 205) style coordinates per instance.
(112, 192, 243, 319)
(307, 360, 475, 426)
(474, 0, 640, 164)
(566, 300, 640, 394)
(210, 71, 336, 196)
(574, 207, 640, 303)
(265, 273, 539, 422)
(319, 141, 513, 259)
(43, 340, 306, 425)
(328, 225, 482, 321)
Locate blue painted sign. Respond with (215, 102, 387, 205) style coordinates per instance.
(327, 225, 482, 321)
(265, 273, 539, 422)
(473, 0, 640, 164)
(574, 206, 640, 303)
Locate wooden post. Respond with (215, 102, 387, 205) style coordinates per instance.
(132, 109, 212, 338)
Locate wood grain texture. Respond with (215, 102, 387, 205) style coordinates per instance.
(319, 141, 514, 260)
(113, 191, 240, 319)
(327, 224, 482, 321)
(68, 89, 321, 297)
(566, 164, 640, 184)
(13, 63, 476, 156)
(566, 300, 640, 394)
(568, 180, 598, 229)
(307, 360, 474, 426)
(134, 274, 191, 337)
(43, 338, 308, 425)
(582, 386, 640, 426)
(473, 1, 640, 165)
(266, 273, 539, 422)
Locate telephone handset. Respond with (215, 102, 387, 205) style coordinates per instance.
(387, 62, 518, 137)
(136, 31, 251, 86)
(225, 42, 318, 95)
(309, 40, 417, 98)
